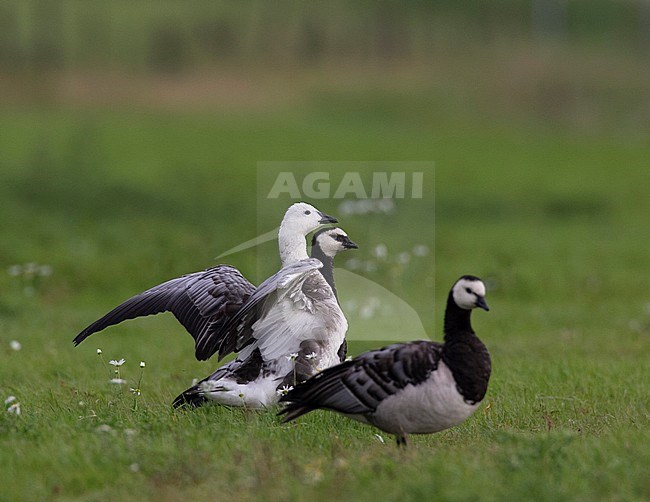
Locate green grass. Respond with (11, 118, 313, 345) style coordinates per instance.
(0, 94, 648, 501)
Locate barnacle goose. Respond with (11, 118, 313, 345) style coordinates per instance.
(173, 227, 358, 408)
(279, 275, 491, 446)
(72, 202, 337, 362)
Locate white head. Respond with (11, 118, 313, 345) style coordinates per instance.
(312, 228, 358, 258)
(280, 202, 338, 237)
(278, 202, 338, 265)
(452, 276, 489, 311)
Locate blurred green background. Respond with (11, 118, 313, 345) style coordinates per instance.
(0, 1, 648, 500)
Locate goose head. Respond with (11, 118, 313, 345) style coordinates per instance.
(280, 202, 338, 237)
(312, 228, 358, 257)
(452, 276, 489, 311)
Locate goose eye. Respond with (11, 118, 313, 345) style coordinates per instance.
(465, 287, 472, 294)
(304, 210, 311, 215)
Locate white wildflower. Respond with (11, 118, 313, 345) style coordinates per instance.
(7, 403, 21, 415)
(412, 244, 430, 257)
(364, 261, 378, 273)
(129, 388, 141, 396)
(372, 244, 388, 259)
(109, 378, 128, 385)
(139, 361, 146, 368)
(286, 352, 299, 362)
(9, 340, 21, 351)
(374, 433, 385, 444)
(276, 385, 294, 396)
(109, 358, 125, 367)
(345, 258, 362, 270)
(199, 380, 215, 393)
(4, 396, 17, 405)
(96, 348, 103, 355)
(305, 352, 318, 360)
(38, 264, 53, 277)
(359, 305, 375, 319)
(397, 251, 411, 265)
(7, 265, 22, 276)
(24, 262, 38, 277)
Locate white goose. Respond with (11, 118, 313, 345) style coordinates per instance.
(280, 275, 491, 446)
(175, 227, 358, 408)
(73, 202, 337, 362)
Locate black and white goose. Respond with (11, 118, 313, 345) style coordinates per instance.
(174, 227, 358, 408)
(73, 202, 337, 362)
(279, 275, 491, 446)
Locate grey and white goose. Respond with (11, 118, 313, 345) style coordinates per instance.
(279, 275, 491, 446)
(174, 227, 358, 408)
(73, 202, 337, 363)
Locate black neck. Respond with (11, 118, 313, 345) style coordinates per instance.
(441, 289, 491, 404)
(443, 290, 474, 341)
(310, 246, 337, 299)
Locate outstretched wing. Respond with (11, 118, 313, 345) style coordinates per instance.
(279, 340, 443, 421)
(73, 265, 255, 361)
(216, 258, 326, 359)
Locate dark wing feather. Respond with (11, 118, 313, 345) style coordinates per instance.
(216, 259, 323, 359)
(279, 340, 443, 421)
(73, 265, 255, 361)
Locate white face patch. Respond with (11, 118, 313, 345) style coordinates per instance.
(452, 278, 486, 310)
(318, 230, 349, 257)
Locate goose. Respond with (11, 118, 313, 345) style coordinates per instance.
(72, 202, 337, 362)
(279, 275, 491, 446)
(173, 227, 358, 408)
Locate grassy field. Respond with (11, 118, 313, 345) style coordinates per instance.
(0, 101, 648, 501)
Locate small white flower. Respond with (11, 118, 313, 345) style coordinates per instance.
(286, 353, 299, 362)
(359, 305, 375, 319)
(7, 403, 21, 415)
(7, 264, 22, 277)
(24, 262, 38, 276)
(9, 340, 21, 351)
(109, 378, 128, 385)
(4, 396, 17, 405)
(374, 433, 385, 444)
(38, 264, 53, 277)
(276, 385, 294, 396)
(305, 352, 318, 360)
(345, 258, 362, 270)
(96, 348, 103, 355)
(412, 244, 430, 257)
(129, 387, 141, 396)
(199, 380, 215, 393)
(397, 251, 411, 265)
(372, 244, 388, 259)
(364, 261, 378, 273)
(109, 358, 125, 367)
(139, 361, 145, 368)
